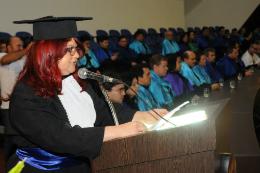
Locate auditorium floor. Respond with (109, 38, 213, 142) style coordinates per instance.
(0, 134, 5, 173)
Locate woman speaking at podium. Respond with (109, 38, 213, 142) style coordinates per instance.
(4, 16, 167, 172)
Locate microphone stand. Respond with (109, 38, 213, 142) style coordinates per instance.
(99, 82, 119, 126)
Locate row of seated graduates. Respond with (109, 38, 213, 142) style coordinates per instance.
(77, 27, 260, 75)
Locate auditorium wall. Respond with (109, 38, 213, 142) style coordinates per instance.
(185, 0, 260, 30)
(0, 0, 185, 36)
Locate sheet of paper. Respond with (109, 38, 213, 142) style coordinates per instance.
(148, 101, 189, 131)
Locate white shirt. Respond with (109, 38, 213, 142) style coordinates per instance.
(0, 53, 26, 109)
(241, 50, 260, 67)
(58, 75, 96, 128)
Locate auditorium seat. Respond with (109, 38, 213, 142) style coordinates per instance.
(160, 28, 167, 35)
(0, 32, 11, 39)
(187, 27, 195, 32)
(215, 26, 219, 32)
(177, 27, 185, 36)
(121, 29, 134, 45)
(147, 28, 158, 43)
(96, 30, 109, 37)
(109, 30, 120, 46)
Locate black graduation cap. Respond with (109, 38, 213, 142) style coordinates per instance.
(13, 16, 92, 41)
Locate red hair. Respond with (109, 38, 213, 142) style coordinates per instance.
(14, 37, 86, 98)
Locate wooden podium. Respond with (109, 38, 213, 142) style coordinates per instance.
(93, 98, 234, 173)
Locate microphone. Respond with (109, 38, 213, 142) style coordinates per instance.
(78, 68, 122, 83)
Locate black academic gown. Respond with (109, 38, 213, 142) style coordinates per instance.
(6, 77, 137, 173)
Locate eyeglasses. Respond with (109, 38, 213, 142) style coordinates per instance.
(112, 88, 125, 93)
(65, 47, 82, 56)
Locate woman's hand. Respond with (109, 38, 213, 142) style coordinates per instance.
(104, 121, 148, 141)
(133, 109, 168, 125)
(148, 109, 168, 120)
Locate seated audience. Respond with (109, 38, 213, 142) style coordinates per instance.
(130, 63, 162, 111)
(179, 51, 220, 90)
(129, 30, 151, 63)
(225, 29, 230, 39)
(256, 40, 260, 58)
(203, 48, 223, 82)
(77, 34, 100, 73)
(161, 31, 180, 56)
(96, 71, 167, 125)
(252, 27, 260, 43)
(187, 31, 199, 52)
(179, 33, 191, 55)
(94, 35, 120, 72)
(149, 54, 176, 110)
(121, 72, 139, 110)
(114, 36, 137, 71)
(215, 27, 229, 60)
(197, 27, 215, 51)
(229, 28, 242, 45)
(192, 51, 214, 84)
(239, 27, 246, 41)
(241, 31, 253, 54)
(241, 43, 260, 68)
(217, 46, 252, 79)
(0, 38, 8, 53)
(164, 54, 196, 96)
(0, 37, 31, 162)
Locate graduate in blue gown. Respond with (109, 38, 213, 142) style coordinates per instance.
(129, 30, 152, 64)
(239, 27, 246, 41)
(114, 36, 138, 71)
(216, 45, 249, 79)
(229, 28, 241, 45)
(130, 63, 161, 111)
(77, 34, 100, 73)
(203, 48, 223, 83)
(197, 27, 215, 51)
(192, 51, 214, 84)
(94, 35, 120, 72)
(215, 27, 229, 61)
(252, 27, 260, 43)
(148, 55, 176, 110)
(179, 51, 220, 92)
(178, 33, 191, 55)
(240, 31, 253, 55)
(161, 30, 180, 56)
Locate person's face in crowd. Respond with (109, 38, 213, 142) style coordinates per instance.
(153, 60, 168, 77)
(198, 55, 207, 67)
(99, 40, 109, 49)
(7, 37, 24, 53)
(83, 40, 90, 49)
(138, 67, 152, 86)
(219, 28, 225, 36)
(165, 31, 173, 41)
(0, 43, 7, 53)
(182, 35, 188, 43)
(225, 31, 230, 38)
(175, 56, 182, 71)
(257, 45, 260, 55)
(118, 38, 128, 47)
(136, 34, 144, 42)
(248, 44, 257, 54)
(107, 84, 126, 104)
(203, 29, 210, 37)
(235, 43, 240, 51)
(241, 28, 246, 34)
(189, 32, 194, 40)
(126, 77, 139, 98)
(58, 38, 80, 76)
(206, 52, 216, 63)
(228, 49, 239, 59)
(184, 52, 196, 67)
(232, 30, 238, 36)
